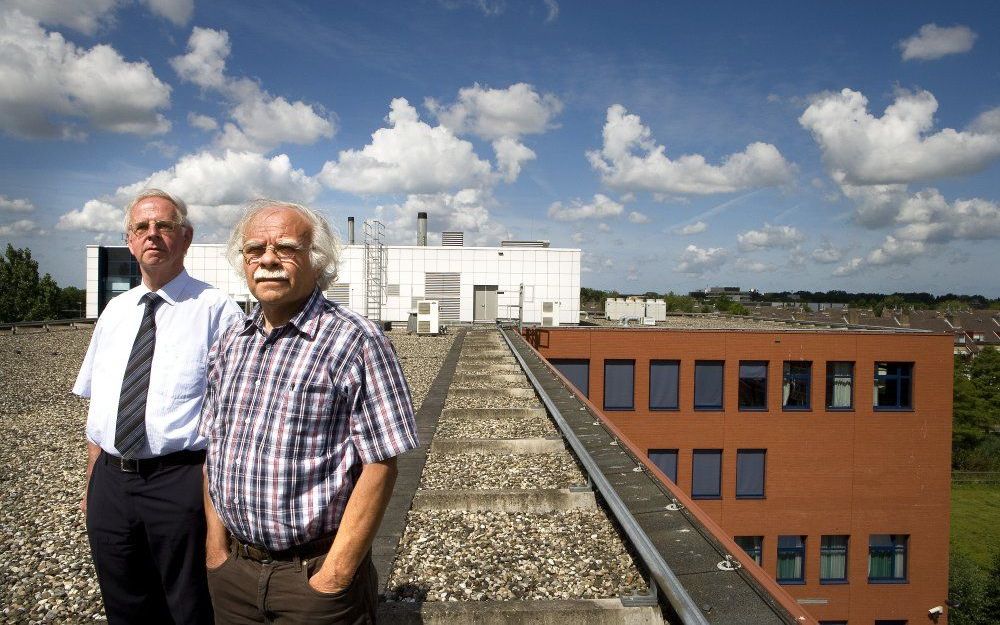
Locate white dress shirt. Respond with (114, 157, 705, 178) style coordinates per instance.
(74, 269, 244, 458)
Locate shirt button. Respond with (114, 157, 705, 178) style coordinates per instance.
(244, 418, 251, 425)
(232, 497, 239, 504)
(255, 380, 261, 386)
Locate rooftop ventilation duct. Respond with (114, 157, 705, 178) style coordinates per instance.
(347, 216, 355, 244)
(417, 212, 427, 246)
(441, 231, 464, 246)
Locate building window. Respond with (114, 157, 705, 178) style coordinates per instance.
(874, 363, 913, 410)
(734, 536, 763, 565)
(603, 360, 634, 410)
(777, 535, 805, 583)
(820, 535, 849, 583)
(736, 450, 766, 498)
(874, 621, 908, 625)
(691, 450, 722, 499)
(648, 449, 678, 483)
(649, 360, 680, 410)
(694, 361, 724, 410)
(738, 361, 768, 410)
(869, 535, 907, 582)
(551, 359, 589, 398)
(825, 362, 854, 409)
(782, 361, 811, 410)
(649, 360, 681, 410)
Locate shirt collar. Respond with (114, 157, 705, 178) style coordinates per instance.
(137, 269, 191, 307)
(243, 287, 325, 340)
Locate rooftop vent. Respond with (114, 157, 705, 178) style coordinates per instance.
(441, 231, 464, 246)
(500, 240, 550, 248)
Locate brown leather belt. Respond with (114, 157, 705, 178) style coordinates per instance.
(103, 449, 206, 473)
(234, 534, 336, 563)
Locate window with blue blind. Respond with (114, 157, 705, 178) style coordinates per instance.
(820, 535, 849, 583)
(874, 363, 913, 410)
(869, 535, 908, 582)
(734, 536, 763, 565)
(777, 535, 805, 583)
(736, 450, 766, 498)
(694, 361, 724, 410)
(738, 361, 768, 410)
(782, 361, 811, 410)
(691, 450, 722, 499)
(603, 360, 634, 410)
(648, 449, 678, 483)
(649, 360, 679, 410)
(551, 359, 589, 398)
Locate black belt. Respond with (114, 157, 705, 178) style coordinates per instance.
(103, 449, 206, 473)
(235, 534, 336, 564)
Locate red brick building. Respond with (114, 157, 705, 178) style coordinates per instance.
(529, 323, 952, 625)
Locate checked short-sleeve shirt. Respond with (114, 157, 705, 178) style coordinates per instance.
(200, 288, 417, 551)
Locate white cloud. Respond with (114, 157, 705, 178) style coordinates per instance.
(597, 222, 611, 233)
(547, 194, 624, 221)
(811, 238, 843, 263)
(735, 258, 774, 273)
(0, 196, 35, 212)
(139, 0, 193, 26)
(865, 235, 927, 267)
(894, 188, 1000, 243)
(839, 181, 910, 228)
(570, 231, 585, 244)
(427, 83, 562, 141)
(0, 219, 40, 236)
(0, 9, 171, 139)
(171, 27, 334, 152)
(736, 223, 805, 251)
(60, 150, 320, 235)
(319, 98, 493, 195)
(188, 113, 218, 131)
(799, 88, 1000, 186)
(374, 188, 509, 247)
(627, 211, 649, 224)
(587, 104, 794, 195)
(673, 221, 707, 235)
(492, 137, 536, 182)
(676, 244, 728, 275)
(5, 0, 122, 35)
(833, 257, 864, 277)
(971, 107, 1000, 135)
(543, 0, 558, 22)
(899, 24, 977, 61)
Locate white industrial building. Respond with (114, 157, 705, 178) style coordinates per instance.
(85, 214, 582, 326)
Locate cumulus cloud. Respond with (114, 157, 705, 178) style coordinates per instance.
(673, 221, 707, 235)
(811, 238, 843, 263)
(374, 188, 509, 247)
(0, 196, 35, 212)
(170, 27, 334, 152)
(492, 137, 536, 182)
(188, 113, 218, 131)
(427, 83, 562, 141)
(140, 0, 193, 26)
(0, 9, 171, 139)
(735, 258, 774, 273)
(0, 219, 40, 236)
(676, 244, 728, 275)
(736, 223, 805, 251)
(899, 24, 977, 61)
(587, 104, 794, 195)
(547, 194, 624, 221)
(319, 98, 493, 195)
(543, 0, 558, 22)
(800, 88, 1000, 186)
(627, 211, 650, 224)
(59, 150, 320, 235)
(894, 188, 1000, 243)
(5, 0, 122, 35)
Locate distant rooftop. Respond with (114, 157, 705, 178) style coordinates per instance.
(587, 313, 937, 333)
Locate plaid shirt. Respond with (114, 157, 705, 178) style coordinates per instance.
(200, 288, 417, 551)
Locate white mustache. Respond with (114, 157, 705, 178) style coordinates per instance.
(253, 268, 289, 281)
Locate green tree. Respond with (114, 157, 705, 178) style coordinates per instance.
(949, 550, 989, 625)
(0, 244, 41, 323)
(28, 273, 61, 320)
(59, 286, 86, 317)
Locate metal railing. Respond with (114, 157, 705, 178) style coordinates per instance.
(0, 317, 96, 335)
(498, 323, 711, 625)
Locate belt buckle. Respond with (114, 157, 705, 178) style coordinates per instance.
(120, 457, 138, 473)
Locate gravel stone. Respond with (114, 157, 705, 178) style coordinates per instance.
(420, 452, 585, 490)
(444, 392, 540, 409)
(435, 415, 556, 439)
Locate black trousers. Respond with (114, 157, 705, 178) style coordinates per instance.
(86, 452, 214, 625)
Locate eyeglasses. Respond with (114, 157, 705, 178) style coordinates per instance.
(242, 241, 304, 263)
(129, 219, 183, 236)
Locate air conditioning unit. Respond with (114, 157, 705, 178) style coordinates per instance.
(416, 300, 439, 335)
(541, 300, 561, 327)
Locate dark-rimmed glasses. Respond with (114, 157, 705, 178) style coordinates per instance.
(242, 241, 304, 263)
(129, 219, 183, 236)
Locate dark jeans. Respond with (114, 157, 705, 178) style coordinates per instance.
(207, 544, 377, 625)
(86, 452, 213, 625)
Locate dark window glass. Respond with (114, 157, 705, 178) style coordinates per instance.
(825, 362, 854, 409)
(734, 536, 763, 565)
(604, 360, 634, 410)
(648, 449, 677, 483)
(691, 450, 722, 499)
(874, 621, 907, 625)
(736, 450, 766, 498)
(551, 359, 589, 398)
(694, 361, 724, 409)
(738, 361, 768, 410)
(777, 535, 805, 583)
(649, 360, 679, 409)
(782, 361, 811, 409)
(820, 535, 849, 582)
(869, 535, 907, 582)
(874, 363, 913, 409)
(818, 622, 848, 625)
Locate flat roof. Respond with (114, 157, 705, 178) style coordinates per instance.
(582, 314, 940, 334)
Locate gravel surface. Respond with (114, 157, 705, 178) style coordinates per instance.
(420, 452, 585, 490)
(435, 414, 556, 439)
(387, 329, 458, 412)
(386, 509, 646, 602)
(444, 392, 540, 409)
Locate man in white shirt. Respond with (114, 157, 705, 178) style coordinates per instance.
(74, 189, 242, 624)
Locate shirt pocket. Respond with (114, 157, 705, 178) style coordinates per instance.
(162, 348, 208, 401)
(278, 382, 339, 455)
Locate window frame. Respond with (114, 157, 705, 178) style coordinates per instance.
(649, 360, 680, 411)
(868, 534, 908, 583)
(603, 359, 635, 411)
(738, 361, 768, 411)
(825, 361, 854, 410)
(819, 535, 849, 584)
(648, 449, 678, 484)
(734, 536, 763, 566)
(776, 535, 806, 584)
(691, 449, 722, 500)
(735, 449, 766, 499)
(873, 362, 914, 411)
(782, 361, 812, 411)
(694, 360, 725, 411)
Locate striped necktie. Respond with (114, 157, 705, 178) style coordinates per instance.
(114, 292, 164, 459)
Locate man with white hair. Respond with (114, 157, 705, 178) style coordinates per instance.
(74, 189, 242, 624)
(200, 199, 417, 623)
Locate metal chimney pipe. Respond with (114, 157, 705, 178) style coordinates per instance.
(347, 216, 355, 244)
(417, 212, 427, 246)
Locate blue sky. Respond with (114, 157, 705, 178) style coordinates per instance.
(1, 0, 999, 295)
